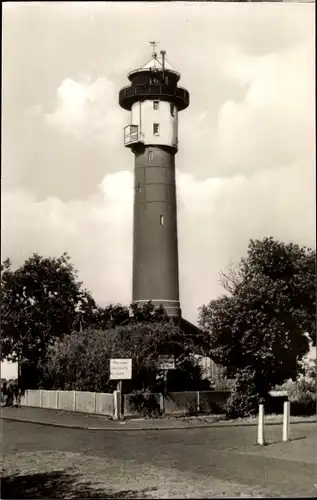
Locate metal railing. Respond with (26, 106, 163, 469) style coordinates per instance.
(119, 84, 189, 110)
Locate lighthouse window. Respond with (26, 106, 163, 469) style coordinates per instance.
(153, 123, 160, 136)
(160, 215, 164, 226)
(148, 151, 154, 162)
(153, 100, 159, 110)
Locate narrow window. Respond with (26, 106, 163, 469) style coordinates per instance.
(153, 123, 160, 136)
(136, 183, 141, 193)
(153, 100, 159, 110)
(148, 151, 154, 162)
(165, 76, 169, 85)
(160, 215, 164, 226)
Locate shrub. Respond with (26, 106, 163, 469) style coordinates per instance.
(129, 389, 161, 418)
(225, 368, 262, 419)
(284, 378, 316, 416)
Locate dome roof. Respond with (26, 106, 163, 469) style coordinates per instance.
(128, 55, 180, 80)
(140, 56, 174, 72)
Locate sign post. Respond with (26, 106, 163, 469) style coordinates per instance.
(110, 359, 132, 420)
(157, 356, 175, 415)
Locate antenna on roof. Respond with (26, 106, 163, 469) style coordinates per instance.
(149, 40, 158, 59)
(160, 50, 166, 79)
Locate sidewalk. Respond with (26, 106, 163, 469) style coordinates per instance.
(1, 406, 316, 431)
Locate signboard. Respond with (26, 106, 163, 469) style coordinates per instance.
(157, 355, 175, 371)
(110, 359, 132, 380)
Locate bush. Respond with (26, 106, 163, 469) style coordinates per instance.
(285, 378, 316, 416)
(225, 368, 262, 419)
(129, 389, 161, 418)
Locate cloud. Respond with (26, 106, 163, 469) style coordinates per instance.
(46, 77, 123, 143)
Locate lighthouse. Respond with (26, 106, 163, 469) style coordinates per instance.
(119, 43, 189, 317)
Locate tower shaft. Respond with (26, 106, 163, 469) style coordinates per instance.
(133, 145, 180, 316)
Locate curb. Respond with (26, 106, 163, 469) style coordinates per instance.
(2, 416, 316, 432)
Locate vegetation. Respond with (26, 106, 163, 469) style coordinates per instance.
(2, 236, 315, 420)
(199, 237, 316, 417)
(41, 302, 209, 393)
(0, 253, 128, 389)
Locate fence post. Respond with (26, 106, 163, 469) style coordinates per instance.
(40, 390, 43, 408)
(94, 392, 97, 414)
(26, 390, 29, 406)
(197, 391, 200, 414)
(73, 391, 76, 411)
(282, 401, 290, 442)
(257, 404, 265, 445)
(55, 391, 59, 409)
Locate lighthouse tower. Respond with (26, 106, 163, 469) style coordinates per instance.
(119, 43, 189, 318)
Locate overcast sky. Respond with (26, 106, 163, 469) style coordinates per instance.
(2, 1, 315, 342)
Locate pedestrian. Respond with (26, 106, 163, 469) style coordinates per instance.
(13, 380, 21, 407)
(1, 381, 7, 406)
(6, 381, 14, 406)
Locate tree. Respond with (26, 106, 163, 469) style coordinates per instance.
(199, 237, 316, 405)
(1, 253, 95, 388)
(43, 302, 209, 393)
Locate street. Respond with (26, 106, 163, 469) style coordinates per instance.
(1, 419, 316, 498)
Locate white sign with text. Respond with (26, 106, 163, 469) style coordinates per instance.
(110, 358, 132, 380)
(157, 355, 175, 371)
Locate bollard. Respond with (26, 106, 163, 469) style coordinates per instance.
(257, 404, 265, 445)
(282, 401, 290, 442)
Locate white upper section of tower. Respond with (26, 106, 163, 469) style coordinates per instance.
(128, 100, 178, 149)
(120, 45, 189, 147)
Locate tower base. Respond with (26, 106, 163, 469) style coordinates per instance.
(133, 299, 181, 317)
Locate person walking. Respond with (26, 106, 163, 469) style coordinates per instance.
(13, 379, 22, 407)
(6, 381, 14, 406)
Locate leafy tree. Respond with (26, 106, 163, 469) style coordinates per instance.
(1, 254, 91, 387)
(1, 253, 130, 389)
(199, 237, 316, 405)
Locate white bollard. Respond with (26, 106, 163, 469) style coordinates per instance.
(282, 401, 290, 442)
(257, 404, 265, 445)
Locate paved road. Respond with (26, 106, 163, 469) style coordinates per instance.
(2, 420, 316, 498)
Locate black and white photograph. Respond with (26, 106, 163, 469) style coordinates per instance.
(1, 1, 316, 498)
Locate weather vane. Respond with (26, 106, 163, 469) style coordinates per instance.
(149, 41, 159, 59)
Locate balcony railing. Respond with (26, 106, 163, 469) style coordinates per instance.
(124, 125, 141, 146)
(119, 84, 189, 111)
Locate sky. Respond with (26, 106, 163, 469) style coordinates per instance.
(1, 2, 315, 380)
